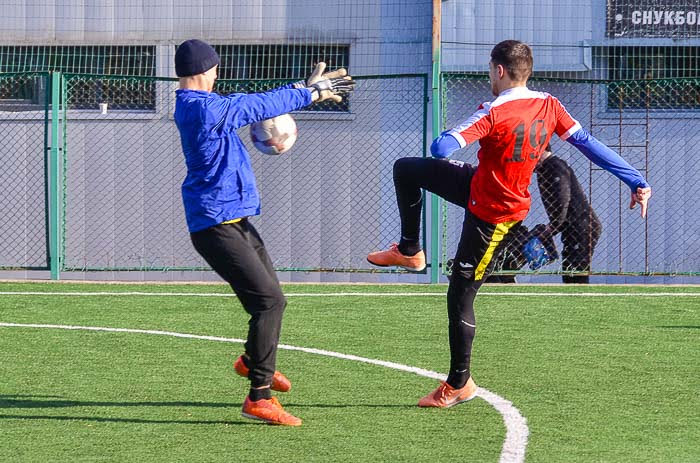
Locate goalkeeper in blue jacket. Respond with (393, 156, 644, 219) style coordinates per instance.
(173, 39, 354, 426)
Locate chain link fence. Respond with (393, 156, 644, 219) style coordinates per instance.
(0, 72, 49, 270)
(441, 73, 700, 277)
(60, 73, 427, 273)
(3, 71, 698, 277)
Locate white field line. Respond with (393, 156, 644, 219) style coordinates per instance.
(0, 291, 699, 297)
(0, 322, 528, 463)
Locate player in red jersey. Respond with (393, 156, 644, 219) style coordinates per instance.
(367, 40, 652, 408)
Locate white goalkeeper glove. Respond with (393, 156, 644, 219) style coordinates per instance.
(293, 62, 355, 103)
(308, 76, 355, 103)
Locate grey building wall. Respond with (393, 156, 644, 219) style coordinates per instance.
(442, 78, 700, 276)
(438, 1, 699, 280)
(0, 0, 433, 76)
(59, 76, 427, 280)
(442, 0, 594, 73)
(0, 1, 434, 282)
(0, 116, 46, 269)
(1, 1, 698, 282)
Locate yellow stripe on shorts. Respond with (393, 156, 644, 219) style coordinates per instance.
(221, 218, 243, 225)
(474, 220, 519, 281)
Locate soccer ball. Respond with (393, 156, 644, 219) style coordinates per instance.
(249, 114, 298, 155)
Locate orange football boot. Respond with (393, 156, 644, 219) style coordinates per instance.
(234, 355, 291, 392)
(241, 396, 302, 426)
(418, 378, 478, 408)
(367, 243, 426, 272)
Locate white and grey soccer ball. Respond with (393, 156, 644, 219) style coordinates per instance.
(249, 113, 298, 155)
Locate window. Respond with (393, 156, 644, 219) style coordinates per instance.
(0, 45, 156, 111)
(212, 44, 351, 112)
(597, 46, 700, 110)
(0, 73, 46, 111)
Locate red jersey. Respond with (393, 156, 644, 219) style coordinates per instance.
(448, 87, 580, 224)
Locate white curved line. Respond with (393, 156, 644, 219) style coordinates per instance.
(0, 322, 528, 463)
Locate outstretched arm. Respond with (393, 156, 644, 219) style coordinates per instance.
(430, 103, 493, 158)
(212, 88, 312, 132)
(565, 127, 652, 218)
(211, 63, 354, 132)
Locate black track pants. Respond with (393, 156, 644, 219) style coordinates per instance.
(393, 157, 474, 244)
(393, 157, 518, 388)
(190, 219, 286, 388)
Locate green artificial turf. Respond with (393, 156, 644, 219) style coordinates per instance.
(0, 282, 698, 462)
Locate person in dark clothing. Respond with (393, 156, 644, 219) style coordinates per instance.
(534, 144, 602, 283)
(483, 144, 601, 283)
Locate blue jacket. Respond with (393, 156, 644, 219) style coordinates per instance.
(174, 84, 312, 232)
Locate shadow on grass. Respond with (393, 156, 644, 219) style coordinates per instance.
(0, 397, 418, 426)
(0, 395, 236, 409)
(284, 403, 416, 409)
(0, 395, 251, 425)
(0, 414, 250, 425)
(0, 395, 416, 427)
(0, 395, 415, 410)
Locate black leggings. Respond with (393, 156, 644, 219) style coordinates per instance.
(190, 219, 286, 388)
(394, 157, 517, 388)
(393, 157, 474, 245)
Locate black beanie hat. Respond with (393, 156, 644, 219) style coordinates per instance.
(175, 39, 221, 77)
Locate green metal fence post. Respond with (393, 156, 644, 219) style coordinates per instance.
(49, 72, 62, 280)
(429, 0, 441, 283)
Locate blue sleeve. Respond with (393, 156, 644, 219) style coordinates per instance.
(430, 131, 462, 158)
(208, 86, 312, 134)
(566, 128, 649, 191)
(266, 82, 300, 93)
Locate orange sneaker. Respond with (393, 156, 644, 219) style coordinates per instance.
(417, 378, 478, 408)
(241, 396, 302, 426)
(233, 355, 291, 392)
(367, 243, 426, 272)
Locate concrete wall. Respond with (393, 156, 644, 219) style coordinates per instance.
(59, 76, 427, 279)
(442, 77, 700, 275)
(0, 0, 433, 76)
(1, 1, 698, 282)
(441, 0, 594, 73)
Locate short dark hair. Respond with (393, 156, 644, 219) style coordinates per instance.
(490, 40, 533, 82)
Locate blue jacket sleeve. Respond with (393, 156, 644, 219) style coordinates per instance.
(266, 82, 301, 93)
(207, 86, 312, 135)
(430, 131, 462, 158)
(566, 128, 649, 191)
